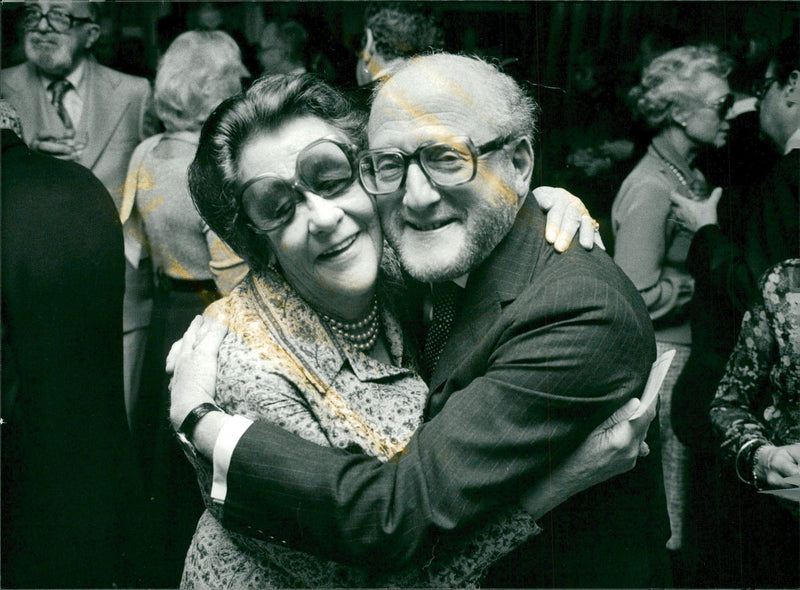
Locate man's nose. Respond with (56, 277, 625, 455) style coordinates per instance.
(402, 162, 441, 210)
(304, 192, 344, 234)
(33, 13, 53, 32)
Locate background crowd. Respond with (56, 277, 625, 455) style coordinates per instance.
(1, 1, 798, 589)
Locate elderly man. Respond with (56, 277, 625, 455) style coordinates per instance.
(2, 0, 158, 415)
(172, 54, 671, 587)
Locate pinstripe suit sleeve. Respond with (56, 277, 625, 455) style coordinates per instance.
(221, 252, 656, 570)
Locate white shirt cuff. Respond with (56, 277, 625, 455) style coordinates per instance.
(211, 415, 253, 504)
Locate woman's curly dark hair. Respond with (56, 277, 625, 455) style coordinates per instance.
(188, 73, 367, 273)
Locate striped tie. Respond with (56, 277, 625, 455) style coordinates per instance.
(49, 79, 73, 131)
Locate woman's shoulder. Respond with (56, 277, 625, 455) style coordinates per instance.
(617, 152, 674, 199)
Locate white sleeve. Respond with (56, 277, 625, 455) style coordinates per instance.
(210, 415, 254, 504)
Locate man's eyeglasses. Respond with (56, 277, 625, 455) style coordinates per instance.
(238, 139, 358, 233)
(700, 93, 735, 120)
(357, 136, 515, 196)
(23, 7, 95, 33)
(752, 77, 778, 100)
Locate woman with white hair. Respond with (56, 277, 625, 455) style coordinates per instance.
(611, 44, 734, 577)
(119, 29, 250, 586)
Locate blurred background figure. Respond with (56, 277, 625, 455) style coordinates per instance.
(257, 18, 308, 76)
(355, 2, 445, 86)
(611, 44, 734, 585)
(1, 0, 159, 418)
(1, 99, 152, 589)
(187, 1, 223, 31)
(119, 29, 250, 587)
(710, 258, 799, 589)
(668, 30, 799, 588)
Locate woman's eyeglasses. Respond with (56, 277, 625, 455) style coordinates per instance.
(701, 93, 735, 120)
(23, 8, 95, 33)
(751, 77, 778, 100)
(357, 136, 514, 196)
(238, 139, 357, 233)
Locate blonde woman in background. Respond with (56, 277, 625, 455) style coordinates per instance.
(611, 45, 734, 582)
(119, 30, 250, 587)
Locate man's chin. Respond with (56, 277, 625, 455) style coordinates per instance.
(30, 55, 69, 76)
(399, 250, 471, 283)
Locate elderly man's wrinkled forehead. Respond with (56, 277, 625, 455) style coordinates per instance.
(369, 55, 499, 135)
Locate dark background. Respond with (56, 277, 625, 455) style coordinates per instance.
(2, 1, 797, 247)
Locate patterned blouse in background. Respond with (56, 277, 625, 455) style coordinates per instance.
(710, 259, 800, 486)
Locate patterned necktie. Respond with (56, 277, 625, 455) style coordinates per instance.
(49, 79, 73, 131)
(422, 281, 462, 380)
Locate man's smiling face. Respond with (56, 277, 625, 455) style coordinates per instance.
(368, 61, 528, 283)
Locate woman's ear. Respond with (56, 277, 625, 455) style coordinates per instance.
(364, 28, 376, 57)
(669, 104, 690, 129)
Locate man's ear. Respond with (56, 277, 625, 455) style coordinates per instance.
(84, 24, 101, 50)
(785, 70, 799, 105)
(510, 136, 534, 196)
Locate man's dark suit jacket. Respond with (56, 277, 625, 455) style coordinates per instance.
(1, 130, 150, 588)
(218, 198, 671, 587)
(673, 149, 799, 450)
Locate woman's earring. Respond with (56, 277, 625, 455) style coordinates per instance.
(679, 120, 687, 128)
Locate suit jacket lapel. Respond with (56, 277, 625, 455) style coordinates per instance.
(79, 59, 128, 171)
(427, 198, 546, 394)
(7, 63, 52, 145)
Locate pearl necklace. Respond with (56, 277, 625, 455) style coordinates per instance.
(651, 144, 708, 201)
(322, 298, 380, 352)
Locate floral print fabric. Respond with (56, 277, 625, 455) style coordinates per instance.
(710, 259, 800, 466)
(179, 266, 539, 589)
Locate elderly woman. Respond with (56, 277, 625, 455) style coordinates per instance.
(710, 259, 799, 587)
(175, 73, 653, 588)
(611, 45, 733, 560)
(119, 29, 250, 586)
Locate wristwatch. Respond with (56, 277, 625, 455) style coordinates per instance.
(177, 402, 223, 445)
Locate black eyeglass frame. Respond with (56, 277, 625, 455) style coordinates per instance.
(699, 93, 735, 120)
(752, 77, 779, 101)
(23, 8, 96, 33)
(236, 138, 359, 233)
(357, 135, 517, 196)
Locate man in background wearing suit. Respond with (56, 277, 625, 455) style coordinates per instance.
(1, 100, 152, 589)
(2, 0, 158, 415)
(172, 53, 672, 587)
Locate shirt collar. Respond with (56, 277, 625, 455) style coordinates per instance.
(39, 59, 86, 97)
(783, 128, 800, 155)
(452, 274, 469, 289)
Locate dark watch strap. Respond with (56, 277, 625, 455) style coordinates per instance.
(178, 402, 223, 439)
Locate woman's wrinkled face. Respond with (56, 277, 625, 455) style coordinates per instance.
(682, 72, 731, 148)
(236, 116, 383, 316)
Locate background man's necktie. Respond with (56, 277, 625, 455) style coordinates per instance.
(422, 281, 462, 380)
(49, 79, 74, 131)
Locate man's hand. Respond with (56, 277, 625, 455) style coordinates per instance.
(521, 392, 658, 519)
(756, 443, 800, 489)
(533, 186, 604, 252)
(669, 187, 723, 233)
(167, 314, 227, 432)
(32, 131, 84, 162)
